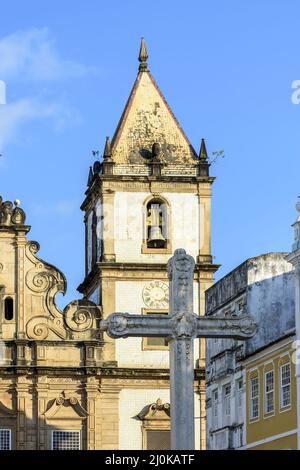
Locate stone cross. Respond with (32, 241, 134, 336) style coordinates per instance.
(100, 249, 257, 450)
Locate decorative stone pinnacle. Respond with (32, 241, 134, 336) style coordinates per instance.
(103, 136, 112, 160)
(0, 196, 26, 227)
(199, 138, 208, 160)
(87, 166, 93, 186)
(138, 37, 149, 72)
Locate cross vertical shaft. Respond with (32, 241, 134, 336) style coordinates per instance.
(168, 249, 196, 450)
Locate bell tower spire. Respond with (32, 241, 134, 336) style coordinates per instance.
(79, 41, 218, 450)
(138, 37, 149, 72)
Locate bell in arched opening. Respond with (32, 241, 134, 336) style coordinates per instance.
(146, 201, 166, 249)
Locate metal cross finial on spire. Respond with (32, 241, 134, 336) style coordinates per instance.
(138, 37, 149, 72)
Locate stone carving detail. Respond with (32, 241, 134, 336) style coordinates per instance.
(0, 197, 26, 227)
(64, 300, 97, 332)
(24, 240, 101, 340)
(26, 315, 66, 340)
(137, 398, 170, 420)
(44, 391, 88, 419)
(168, 248, 195, 316)
(143, 281, 169, 309)
(25, 240, 69, 340)
(170, 311, 197, 339)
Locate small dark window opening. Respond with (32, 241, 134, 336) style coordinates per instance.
(4, 297, 13, 321)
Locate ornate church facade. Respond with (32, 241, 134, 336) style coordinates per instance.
(0, 40, 217, 450)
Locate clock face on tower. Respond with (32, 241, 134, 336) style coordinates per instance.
(142, 281, 169, 309)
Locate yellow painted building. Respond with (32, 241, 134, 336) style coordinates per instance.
(244, 335, 297, 450)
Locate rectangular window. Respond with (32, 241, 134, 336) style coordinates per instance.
(0, 429, 11, 450)
(222, 384, 231, 426)
(212, 389, 218, 428)
(51, 431, 80, 450)
(250, 376, 259, 420)
(280, 363, 291, 409)
(236, 379, 243, 422)
(143, 311, 169, 349)
(265, 370, 274, 414)
(145, 430, 170, 450)
(224, 384, 231, 416)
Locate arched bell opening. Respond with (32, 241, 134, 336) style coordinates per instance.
(146, 199, 168, 249)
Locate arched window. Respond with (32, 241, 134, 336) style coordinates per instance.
(4, 297, 13, 321)
(146, 199, 168, 249)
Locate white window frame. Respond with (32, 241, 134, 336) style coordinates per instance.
(212, 389, 219, 428)
(51, 430, 81, 450)
(264, 370, 274, 414)
(280, 363, 291, 409)
(222, 383, 231, 426)
(250, 376, 259, 420)
(224, 384, 231, 416)
(236, 379, 243, 422)
(0, 429, 11, 450)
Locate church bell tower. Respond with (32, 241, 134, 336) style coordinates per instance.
(78, 38, 218, 450)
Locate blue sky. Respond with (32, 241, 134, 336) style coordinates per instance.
(1, 0, 300, 307)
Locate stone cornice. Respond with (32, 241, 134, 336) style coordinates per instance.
(77, 261, 219, 293)
(81, 173, 215, 212)
(0, 366, 205, 380)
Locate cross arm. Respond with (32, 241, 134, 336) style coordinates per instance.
(100, 312, 173, 339)
(196, 314, 258, 340)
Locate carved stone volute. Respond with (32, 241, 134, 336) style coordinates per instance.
(0, 197, 27, 229)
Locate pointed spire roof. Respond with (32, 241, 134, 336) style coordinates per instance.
(199, 138, 208, 160)
(111, 39, 197, 165)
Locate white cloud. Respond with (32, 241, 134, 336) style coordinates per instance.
(0, 28, 96, 81)
(0, 97, 81, 151)
(0, 28, 94, 152)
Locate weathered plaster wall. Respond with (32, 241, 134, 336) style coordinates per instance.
(114, 191, 200, 263)
(246, 253, 295, 354)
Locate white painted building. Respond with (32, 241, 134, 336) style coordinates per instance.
(205, 253, 295, 450)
